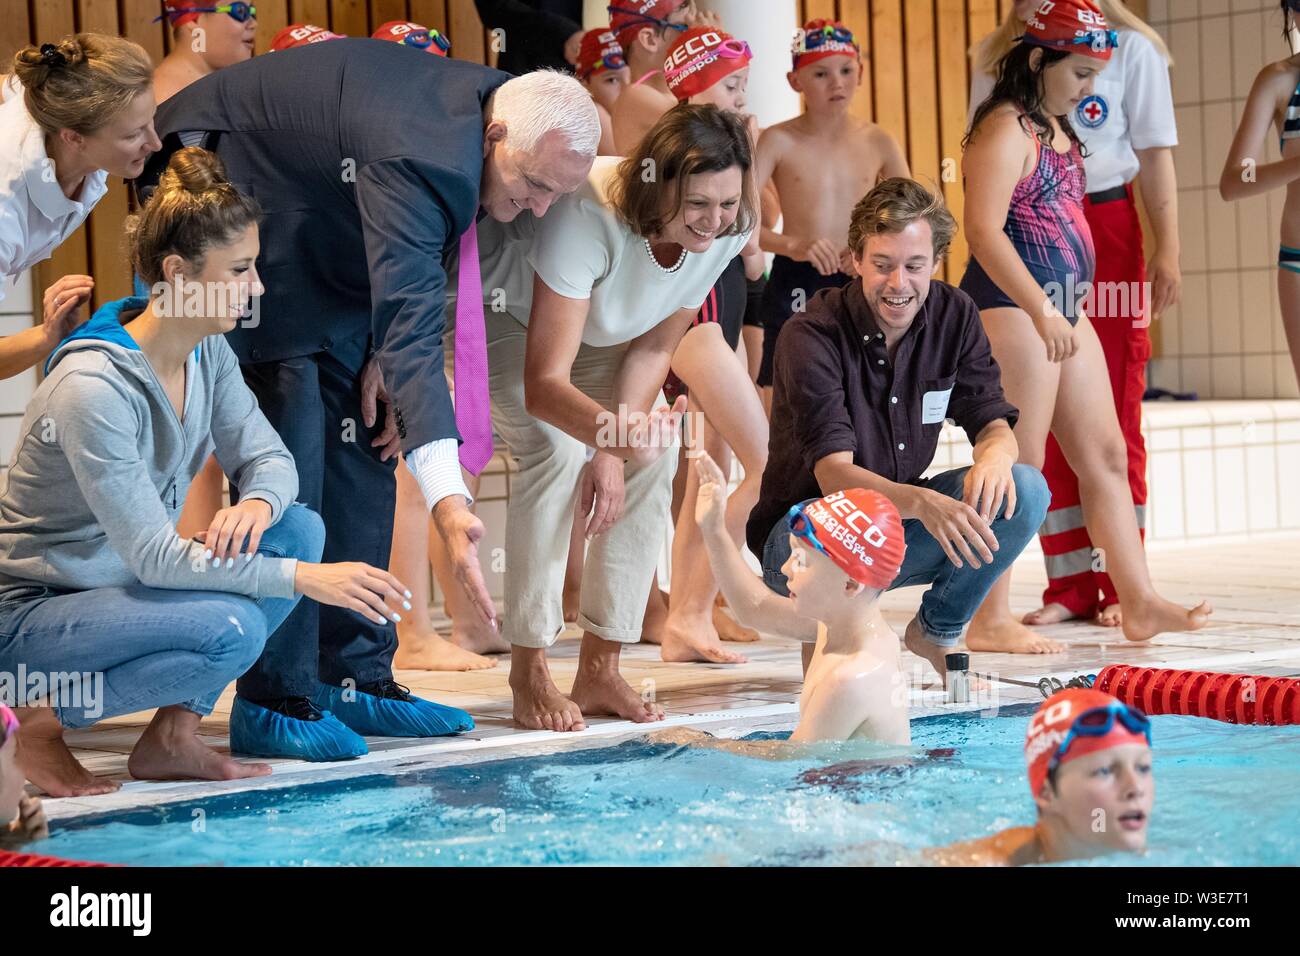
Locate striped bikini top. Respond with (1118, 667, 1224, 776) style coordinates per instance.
(1282, 72, 1300, 145)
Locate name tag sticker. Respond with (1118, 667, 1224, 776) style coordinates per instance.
(921, 387, 953, 424)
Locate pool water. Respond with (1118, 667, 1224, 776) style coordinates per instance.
(42, 707, 1300, 866)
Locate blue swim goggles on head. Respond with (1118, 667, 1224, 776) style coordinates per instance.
(155, 3, 257, 24)
(1046, 701, 1151, 777)
(802, 25, 857, 49)
(401, 28, 451, 53)
(1021, 28, 1119, 55)
(606, 5, 689, 36)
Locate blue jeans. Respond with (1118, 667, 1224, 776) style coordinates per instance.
(761, 465, 1050, 647)
(0, 504, 324, 728)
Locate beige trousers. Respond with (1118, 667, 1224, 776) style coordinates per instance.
(486, 309, 677, 649)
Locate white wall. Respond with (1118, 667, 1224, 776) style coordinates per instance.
(0, 271, 36, 471)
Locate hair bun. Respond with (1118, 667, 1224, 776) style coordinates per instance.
(13, 37, 86, 89)
(161, 147, 231, 197)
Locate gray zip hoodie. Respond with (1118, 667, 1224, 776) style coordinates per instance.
(0, 296, 300, 601)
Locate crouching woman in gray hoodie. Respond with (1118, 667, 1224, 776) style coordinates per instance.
(0, 147, 412, 798)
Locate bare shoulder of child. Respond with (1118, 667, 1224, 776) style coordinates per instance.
(925, 826, 1040, 867)
(793, 641, 908, 746)
(612, 83, 677, 155)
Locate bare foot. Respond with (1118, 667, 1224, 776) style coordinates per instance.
(640, 588, 670, 646)
(1022, 602, 1083, 626)
(965, 615, 1066, 655)
(659, 614, 747, 664)
(1095, 603, 1123, 628)
(1122, 598, 1213, 643)
(509, 650, 586, 732)
(394, 627, 497, 671)
(713, 601, 760, 643)
(14, 707, 120, 797)
(570, 663, 665, 723)
(127, 706, 271, 782)
(901, 620, 996, 690)
(448, 618, 510, 656)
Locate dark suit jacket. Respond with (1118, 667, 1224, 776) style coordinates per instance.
(141, 38, 511, 452)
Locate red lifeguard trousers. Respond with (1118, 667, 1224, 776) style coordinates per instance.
(1038, 184, 1149, 616)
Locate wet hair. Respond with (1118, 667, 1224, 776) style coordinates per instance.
(12, 33, 153, 136)
(607, 102, 756, 238)
(964, 43, 1084, 154)
(848, 177, 957, 260)
(126, 147, 262, 287)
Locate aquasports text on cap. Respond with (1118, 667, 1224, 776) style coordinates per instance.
(663, 26, 751, 101)
(787, 488, 905, 590)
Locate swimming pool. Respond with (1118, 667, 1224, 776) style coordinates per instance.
(41, 706, 1300, 866)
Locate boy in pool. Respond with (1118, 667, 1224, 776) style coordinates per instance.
(0, 705, 48, 850)
(753, 19, 910, 396)
(930, 688, 1153, 865)
(655, 453, 910, 747)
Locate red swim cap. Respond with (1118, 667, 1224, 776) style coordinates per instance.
(607, 0, 685, 49)
(372, 20, 450, 56)
(159, 2, 204, 27)
(270, 23, 345, 52)
(577, 28, 626, 80)
(1020, 0, 1115, 62)
(792, 19, 861, 71)
(663, 26, 751, 102)
(1024, 689, 1150, 797)
(789, 488, 905, 591)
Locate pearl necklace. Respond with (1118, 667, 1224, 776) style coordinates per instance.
(644, 236, 687, 274)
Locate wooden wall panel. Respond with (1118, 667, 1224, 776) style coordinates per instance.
(409, 0, 448, 34)
(938, 0, 971, 277)
(329, 0, 370, 38)
(446, 0, 485, 64)
(253, 0, 290, 53)
(0, 1, 32, 66)
(370, 0, 411, 27)
(869, 0, 906, 155)
(120, 0, 167, 64)
(290, 0, 333, 28)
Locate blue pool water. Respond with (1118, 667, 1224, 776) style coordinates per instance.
(42, 707, 1300, 866)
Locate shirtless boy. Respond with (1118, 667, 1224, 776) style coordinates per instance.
(754, 19, 910, 393)
(608, 0, 703, 154)
(656, 453, 910, 748)
(577, 28, 631, 156)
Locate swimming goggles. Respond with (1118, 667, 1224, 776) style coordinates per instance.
(800, 25, 857, 50)
(0, 703, 17, 745)
(786, 503, 830, 561)
(590, 51, 628, 73)
(663, 38, 751, 83)
(1022, 28, 1119, 54)
(155, 3, 257, 24)
(606, 5, 689, 36)
(399, 28, 451, 53)
(1046, 701, 1151, 776)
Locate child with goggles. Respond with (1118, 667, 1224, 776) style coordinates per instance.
(153, 1, 257, 103)
(576, 28, 631, 155)
(932, 688, 1154, 865)
(654, 454, 911, 749)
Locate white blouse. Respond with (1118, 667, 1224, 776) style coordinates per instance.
(0, 87, 108, 304)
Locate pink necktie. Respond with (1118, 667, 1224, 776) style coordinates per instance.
(454, 225, 493, 475)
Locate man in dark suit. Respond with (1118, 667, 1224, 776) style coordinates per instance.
(140, 38, 598, 761)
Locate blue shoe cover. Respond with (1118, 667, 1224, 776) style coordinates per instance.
(229, 695, 368, 761)
(313, 683, 474, 737)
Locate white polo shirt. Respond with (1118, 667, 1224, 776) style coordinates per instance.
(0, 89, 109, 304)
(967, 29, 1178, 194)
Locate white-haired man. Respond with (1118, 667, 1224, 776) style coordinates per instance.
(141, 42, 599, 761)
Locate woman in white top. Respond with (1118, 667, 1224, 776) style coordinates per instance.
(968, 0, 1181, 636)
(0, 34, 159, 379)
(479, 104, 754, 732)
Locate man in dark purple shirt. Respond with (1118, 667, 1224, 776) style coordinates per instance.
(746, 179, 1051, 684)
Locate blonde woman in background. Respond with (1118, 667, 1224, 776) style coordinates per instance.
(968, 0, 1181, 631)
(0, 34, 158, 379)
